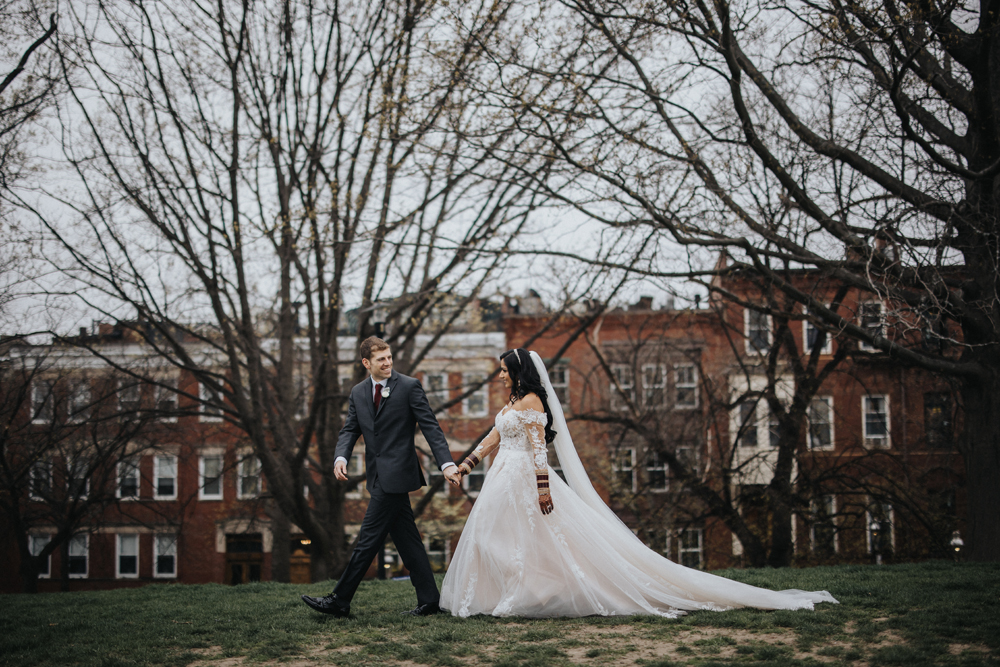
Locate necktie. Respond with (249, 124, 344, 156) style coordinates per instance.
(374, 382, 382, 412)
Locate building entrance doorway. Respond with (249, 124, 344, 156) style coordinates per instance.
(226, 534, 263, 584)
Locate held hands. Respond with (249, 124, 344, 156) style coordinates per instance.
(444, 466, 463, 487)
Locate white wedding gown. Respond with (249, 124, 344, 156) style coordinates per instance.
(439, 353, 838, 619)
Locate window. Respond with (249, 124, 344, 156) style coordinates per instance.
(674, 364, 698, 409)
(745, 309, 771, 354)
(29, 535, 51, 578)
(343, 452, 364, 499)
(924, 392, 953, 449)
(68, 457, 90, 499)
(736, 402, 758, 448)
(238, 455, 261, 499)
(462, 373, 489, 418)
(68, 534, 88, 578)
(117, 534, 139, 578)
(769, 410, 782, 448)
(425, 373, 448, 413)
(199, 382, 223, 422)
(549, 363, 569, 406)
(677, 528, 703, 569)
(118, 380, 142, 415)
(867, 501, 894, 553)
(154, 455, 178, 499)
(646, 450, 668, 492)
(859, 301, 885, 350)
(808, 397, 834, 450)
(641, 364, 667, 408)
(863, 395, 891, 448)
(155, 378, 178, 422)
(154, 534, 177, 578)
(803, 310, 833, 355)
(464, 457, 490, 496)
(68, 382, 91, 423)
(117, 459, 140, 499)
(31, 381, 54, 424)
(810, 495, 838, 556)
(199, 454, 224, 500)
(675, 446, 699, 475)
(610, 365, 635, 411)
(29, 459, 52, 500)
(613, 448, 636, 493)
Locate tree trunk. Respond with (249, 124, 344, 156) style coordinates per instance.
(960, 369, 1000, 561)
(269, 502, 291, 583)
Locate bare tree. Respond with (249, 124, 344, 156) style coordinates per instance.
(18, 0, 558, 578)
(471, 0, 999, 560)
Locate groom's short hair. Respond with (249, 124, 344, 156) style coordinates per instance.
(360, 336, 390, 361)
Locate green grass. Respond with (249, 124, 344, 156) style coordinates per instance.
(1, 562, 998, 666)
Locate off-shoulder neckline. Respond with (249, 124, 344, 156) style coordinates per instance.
(499, 405, 545, 417)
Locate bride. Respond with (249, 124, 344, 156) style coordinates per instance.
(439, 348, 838, 618)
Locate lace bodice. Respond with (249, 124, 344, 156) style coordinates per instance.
(468, 407, 548, 471)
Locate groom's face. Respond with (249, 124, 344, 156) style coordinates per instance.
(363, 347, 393, 381)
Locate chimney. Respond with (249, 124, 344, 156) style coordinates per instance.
(634, 296, 653, 311)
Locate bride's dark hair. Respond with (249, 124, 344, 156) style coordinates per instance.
(500, 348, 556, 444)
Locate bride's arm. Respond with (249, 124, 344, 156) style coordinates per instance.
(525, 416, 553, 515)
(457, 428, 500, 475)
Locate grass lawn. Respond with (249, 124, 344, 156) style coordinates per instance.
(1, 562, 997, 667)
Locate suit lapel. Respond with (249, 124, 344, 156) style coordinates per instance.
(363, 376, 376, 423)
(375, 371, 398, 418)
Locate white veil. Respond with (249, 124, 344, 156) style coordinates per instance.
(527, 350, 838, 611)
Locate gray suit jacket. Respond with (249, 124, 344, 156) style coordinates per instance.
(335, 370, 453, 494)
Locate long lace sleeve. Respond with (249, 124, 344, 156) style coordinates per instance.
(524, 417, 549, 472)
(458, 428, 500, 475)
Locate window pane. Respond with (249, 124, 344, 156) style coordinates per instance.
(119, 460, 139, 498)
(808, 398, 832, 449)
(737, 403, 757, 447)
(68, 535, 87, 576)
(30, 535, 51, 576)
(747, 310, 770, 352)
(202, 456, 222, 496)
(155, 535, 177, 576)
(865, 397, 888, 437)
(156, 456, 177, 497)
(119, 535, 138, 576)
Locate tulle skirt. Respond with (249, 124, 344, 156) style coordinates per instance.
(439, 447, 837, 618)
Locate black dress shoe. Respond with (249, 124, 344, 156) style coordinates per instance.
(301, 594, 350, 617)
(404, 602, 441, 616)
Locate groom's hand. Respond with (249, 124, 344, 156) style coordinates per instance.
(334, 459, 348, 481)
(443, 467, 462, 487)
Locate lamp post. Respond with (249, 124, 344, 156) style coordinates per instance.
(950, 530, 964, 562)
(870, 521, 882, 565)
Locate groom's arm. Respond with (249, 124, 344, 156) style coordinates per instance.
(334, 390, 363, 477)
(408, 378, 456, 471)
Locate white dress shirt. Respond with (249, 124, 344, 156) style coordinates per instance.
(335, 375, 456, 471)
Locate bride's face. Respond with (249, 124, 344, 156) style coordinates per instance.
(499, 360, 512, 389)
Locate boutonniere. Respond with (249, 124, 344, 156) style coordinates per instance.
(381, 385, 391, 398)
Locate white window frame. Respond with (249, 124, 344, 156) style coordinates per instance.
(29, 534, 52, 578)
(810, 495, 839, 555)
(674, 364, 699, 409)
(155, 377, 178, 422)
(68, 381, 91, 423)
(745, 308, 772, 354)
(118, 379, 142, 415)
(645, 450, 668, 493)
(803, 310, 833, 355)
(424, 373, 449, 414)
(612, 447, 636, 493)
(344, 451, 365, 499)
(866, 501, 895, 553)
(461, 373, 489, 418)
(610, 364, 635, 411)
(31, 381, 54, 424)
(859, 300, 886, 351)
(116, 458, 141, 500)
(68, 533, 88, 579)
(67, 456, 90, 500)
(199, 453, 224, 500)
(677, 527, 704, 569)
(237, 454, 262, 500)
(549, 363, 570, 407)
(641, 364, 667, 409)
(199, 382, 223, 422)
(463, 456, 491, 497)
(29, 459, 52, 501)
(154, 455, 178, 500)
(116, 533, 140, 579)
(808, 396, 835, 451)
(153, 534, 178, 578)
(863, 395, 891, 448)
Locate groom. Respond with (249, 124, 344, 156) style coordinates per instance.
(301, 336, 461, 617)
